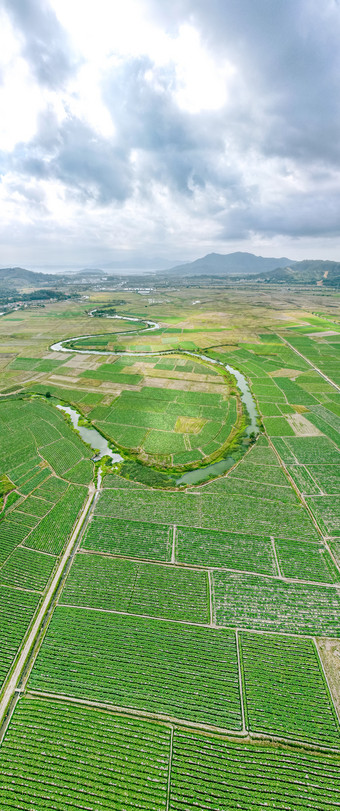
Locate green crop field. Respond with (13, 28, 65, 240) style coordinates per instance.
(240, 632, 340, 746)
(29, 607, 242, 728)
(91, 372, 238, 466)
(95, 486, 319, 539)
(82, 515, 173, 559)
(0, 283, 340, 808)
(61, 553, 210, 622)
(213, 570, 340, 635)
(176, 526, 277, 574)
(0, 398, 91, 699)
(0, 697, 171, 810)
(0, 547, 56, 592)
(22, 484, 87, 554)
(170, 730, 340, 810)
(0, 586, 40, 690)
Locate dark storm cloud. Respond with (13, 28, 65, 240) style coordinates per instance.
(2, 0, 340, 257)
(3, 0, 76, 88)
(103, 57, 233, 195)
(148, 0, 340, 166)
(11, 110, 132, 203)
(9, 57, 243, 204)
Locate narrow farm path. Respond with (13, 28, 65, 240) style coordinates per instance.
(25, 688, 340, 755)
(0, 483, 96, 730)
(279, 334, 340, 392)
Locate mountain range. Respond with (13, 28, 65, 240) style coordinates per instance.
(164, 253, 340, 285)
(1, 254, 340, 288)
(164, 252, 293, 276)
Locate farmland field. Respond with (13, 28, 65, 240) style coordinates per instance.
(240, 632, 340, 746)
(213, 570, 340, 635)
(61, 553, 210, 622)
(0, 282, 340, 808)
(0, 697, 171, 810)
(29, 607, 242, 728)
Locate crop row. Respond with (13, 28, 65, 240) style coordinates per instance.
(240, 632, 340, 745)
(29, 607, 242, 729)
(213, 570, 340, 635)
(195, 474, 297, 503)
(274, 537, 340, 583)
(303, 462, 340, 497)
(42, 437, 91, 477)
(227, 457, 290, 486)
(28, 608, 340, 747)
(0, 697, 169, 810)
(0, 547, 56, 593)
(1, 696, 340, 810)
(96, 488, 319, 540)
(34, 475, 69, 502)
(273, 435, 340, 465)
(82, 516, 172, 560)
(61, 553, 210, 623)
(0, 585, 40, 690)
(0, 518, 31, 565)
(15, 494, 51, 518)
(307, 495, 340, 536)
(23, 484, 87, 555)
(170, 729, 340, 810)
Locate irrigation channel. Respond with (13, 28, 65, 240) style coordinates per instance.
(51, 315, 259, 485)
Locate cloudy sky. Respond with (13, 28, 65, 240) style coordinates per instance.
(1, 0, 340, 269)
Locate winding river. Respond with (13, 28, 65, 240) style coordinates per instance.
(51, 314, 259, 485)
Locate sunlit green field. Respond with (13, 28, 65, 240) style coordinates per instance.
(0, 281, 340, 809)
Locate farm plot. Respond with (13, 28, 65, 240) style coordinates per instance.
(275, 538, 340, 584)
(81, 368, 143, 385)
(61, 554, 210, 623)
(0, 585, 40, 690)
(0, 697, 171, 811)
(91, 374, 233, 464)
(307, 496, 340, 536)
(228, 457, 290, 487)
(23, 484, 87, 554)
(240, 632, 340, 746)
(176, 527, 277, 575)
(0, 398, 94, 486)
(263, 416, 294, 436)
(274, 436, 340, 465)
(0, 547, 56, 592)
(306, 411, 340, 447)
(244, 436, 280, 465)
(64, 459, 94, 484)
(286, 464, 322, 495)
(0, 518, 33, 565)
(195, 476, 297, 504)
(29, 607, 242, 729)
(5, 456, 42, 488)
(199, 493, 318, 539)
(170, 730, 340, 811)
(306, 464, 340, 494)
(287, 412, 323, 437)
(18, 467, 51, 495)
(95, 489, 319, 540)
(14, 494, 52, 518)
(42, 438, 89, 477)
(96, 489, 202, 527)
(213, 571, 340, 635)
(82, 516, 172, 560)
(34, 475, 68, 502)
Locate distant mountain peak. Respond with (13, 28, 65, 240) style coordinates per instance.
(164, 252, 294, 276)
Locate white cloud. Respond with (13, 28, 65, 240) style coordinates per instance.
(1, 0, 340, 266)
(0, 11, 43, 150)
